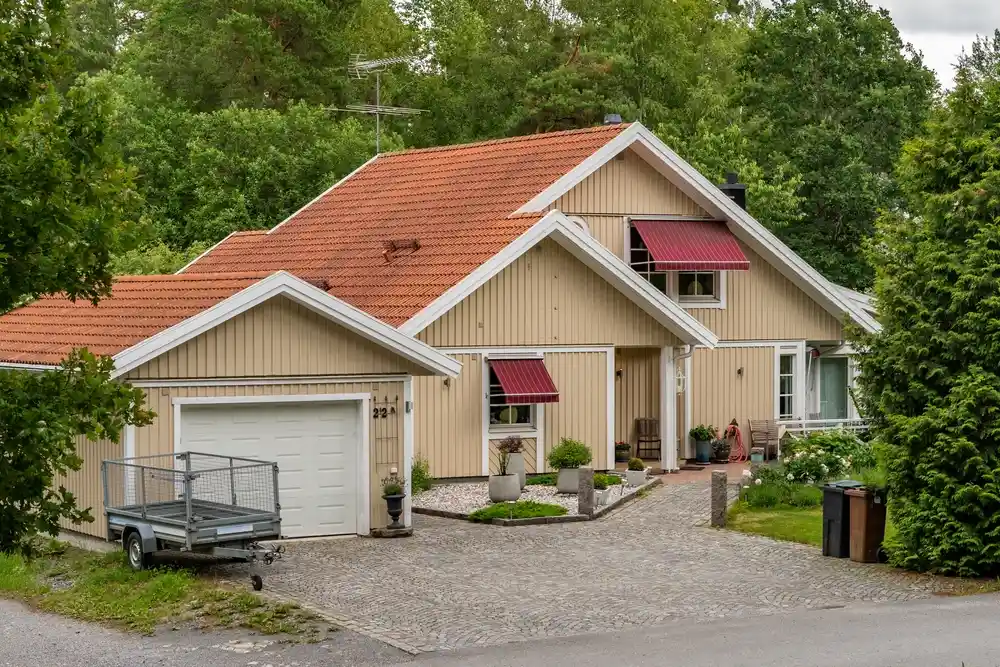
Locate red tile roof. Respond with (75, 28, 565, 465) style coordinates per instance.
(185, 124, 628, 324)
(0, 273, 270, 364)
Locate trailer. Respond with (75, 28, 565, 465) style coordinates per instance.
(102, 452, 283, 588)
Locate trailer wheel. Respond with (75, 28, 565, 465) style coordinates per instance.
(125, 532, 147, 572)
(251, 575, 263, 591)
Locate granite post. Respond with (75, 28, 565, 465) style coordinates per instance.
(711, 470, 727, 528)
(578, 467, 595, 517)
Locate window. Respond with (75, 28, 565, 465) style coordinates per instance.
(677, 272, 720, 303)
(778, 354, 796, 419)
(819, 357, 850, 420)
(488, 367, 535, 429)
(628, 226, 723, 304)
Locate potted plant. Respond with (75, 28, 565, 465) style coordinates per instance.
(614, 441, 632, 463)
(381, 474, 406, 529)
(626, 457, 648, 487)
(547, 438, 592, 493)
(488, 443, 521, 503)
(711, 438, 731, 463)
(690, 424, 716, 464)
(593, 473, 623, 506)
(499, 435, 526, 489)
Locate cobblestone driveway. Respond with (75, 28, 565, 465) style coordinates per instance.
(257, 483, 946, 652)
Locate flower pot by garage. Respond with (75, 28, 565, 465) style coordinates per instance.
(626, 469, 647, 487)
(695, 440, 712, 464)
(614, 444, 631, 464)
(383, 493, 406, 528)
(595, 488, 611, 506)
(556, 467, 580, 494)
(507, 451, 526, 490)
(488, 474, 521, 502)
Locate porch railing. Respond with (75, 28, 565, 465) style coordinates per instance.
(778, 418, 869, 436)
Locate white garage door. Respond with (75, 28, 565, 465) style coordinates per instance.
(179, 401, 361, 537)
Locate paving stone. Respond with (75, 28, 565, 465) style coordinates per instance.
(235, 482, 950, 653)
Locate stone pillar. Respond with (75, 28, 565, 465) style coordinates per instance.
(711, 470, 727, 528)
(578, 467, 595, 517)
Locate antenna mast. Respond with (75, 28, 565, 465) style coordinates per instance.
(335, 54, 425, 153)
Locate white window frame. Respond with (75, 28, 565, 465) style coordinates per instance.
(773, 342, 806, 422)
(624, 220, 727, 309)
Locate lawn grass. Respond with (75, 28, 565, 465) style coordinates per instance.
(728, 503, 824, 546)
(468, 500, 568, 522)
(0, 542, 330, 637)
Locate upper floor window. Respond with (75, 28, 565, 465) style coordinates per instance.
(629, 224, 725, 307)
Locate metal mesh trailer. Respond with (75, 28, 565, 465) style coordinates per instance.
(102, 452, 283, 585)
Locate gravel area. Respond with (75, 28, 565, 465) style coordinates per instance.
(412, 478, 640, 516)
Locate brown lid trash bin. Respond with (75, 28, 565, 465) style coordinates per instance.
(845, 488, 888, 563)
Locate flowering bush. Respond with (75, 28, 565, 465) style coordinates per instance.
(739, 464, 823, 509)
(781, 430, 874, 483)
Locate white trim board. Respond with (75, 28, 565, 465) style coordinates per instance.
(111, 271, 461, 379)
(131, 375, 410, 389)
(171, 392, 372, 537)
(0, 362, 57, 372)
(400, 211, 717, 348)
(514, 123, 879, 334)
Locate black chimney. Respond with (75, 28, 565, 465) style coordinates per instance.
(603, 114, 622, 125)
(719, 172, 747, 210)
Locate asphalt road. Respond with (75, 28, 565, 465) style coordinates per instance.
(3, 595, 1000, 667)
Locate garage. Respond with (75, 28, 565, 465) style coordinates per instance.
(178, 398, 364, 538)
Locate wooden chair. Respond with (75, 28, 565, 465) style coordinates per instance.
(635, 418, 661, 460)
(748, 419, 780, 461)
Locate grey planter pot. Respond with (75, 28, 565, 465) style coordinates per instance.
(488, 474, 521, 502)
(626, 469, 647, 487)
(595, 489, 611, 506)
(556, 467, 580, 494)
(507, 452, 526, 490)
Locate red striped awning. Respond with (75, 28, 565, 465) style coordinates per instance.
(633, 220, 750, 271)
(489, 358, 559, 404)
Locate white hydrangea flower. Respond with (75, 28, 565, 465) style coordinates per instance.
(787, 473, 794, 481)
(820, 464, 828, 473)
(754, 478, 762, 485)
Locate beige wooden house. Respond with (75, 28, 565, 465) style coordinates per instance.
(0, 121, 878, 539)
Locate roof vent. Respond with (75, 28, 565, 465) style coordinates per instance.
(718, 172, 747, 210)
(603, 114, 622, 125)
(383, 238, 421, 263)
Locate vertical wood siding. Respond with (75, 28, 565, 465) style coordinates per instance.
(613, 347, 660, 451)
(691, 347, 774, 444)
(543, 352, 609, 470)
(56, 436, 120, 538)
(487, 438, 537, 475)
(553, 149, 708, 218)
(418, 240, 681, 348)
(686, 245, 843, 341)
(130, 381, 404, 531)
(413, 354, 482, 478)
(128, 296, 427, 379)
(550, 148, 845, 343)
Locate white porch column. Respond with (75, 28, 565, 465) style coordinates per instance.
(684, 347, 693, 461)
(661, 346, 677, 472)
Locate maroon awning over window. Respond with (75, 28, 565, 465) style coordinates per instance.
(489, 358, 559, 404)
(633, 220, 750, 271)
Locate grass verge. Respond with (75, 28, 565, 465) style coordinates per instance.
(0, 542, 331, 638)
(727, 503, 823, 546)
(469, 500, 568, 522)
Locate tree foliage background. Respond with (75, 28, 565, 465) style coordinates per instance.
(45, 0, 938, 288)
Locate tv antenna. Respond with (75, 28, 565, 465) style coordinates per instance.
(333, 54, 425, 153)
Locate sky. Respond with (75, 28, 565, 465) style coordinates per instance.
(872, 0, 1000, 89)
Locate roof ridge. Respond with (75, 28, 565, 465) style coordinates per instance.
(380, 123, 630, 158)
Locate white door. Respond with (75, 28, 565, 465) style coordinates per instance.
(179, 401, 360, 537)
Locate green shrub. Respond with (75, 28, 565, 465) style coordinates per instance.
(411, 456, 433, 494)
(525, 473, 557, 486)
(781, 430, 874, 483)
(858, 467, 888, 489)
(788, 485, 823, 508)
(468, 501, 568, 522)
(593, 473, 622, 490)
(750, 463, 793, 487)
(627, 457, 645, 471)
(547, 438, 592, 469)
(689, 424, 716, 441)
(742, 483, 784, 509)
